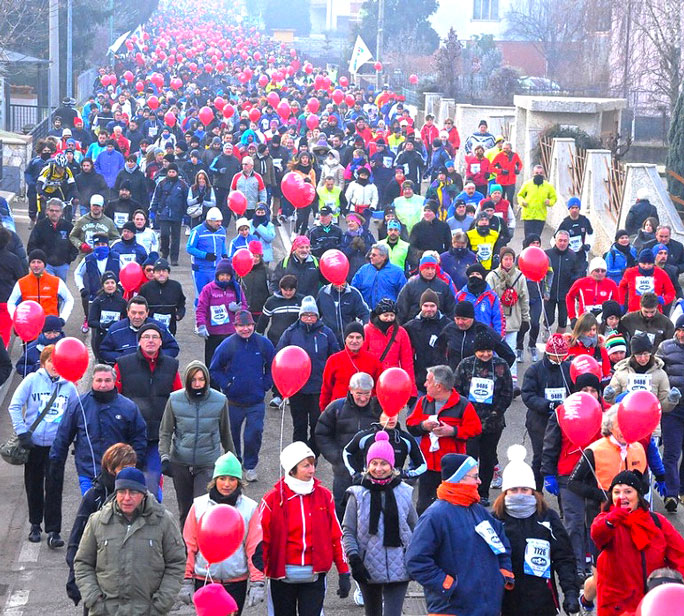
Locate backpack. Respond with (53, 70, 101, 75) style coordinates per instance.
(492, 270, 522, 307)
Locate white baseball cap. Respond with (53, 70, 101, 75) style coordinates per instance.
(90, 194, 104, 206)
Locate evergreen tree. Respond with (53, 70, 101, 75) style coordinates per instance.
(666, 90, 684, 203)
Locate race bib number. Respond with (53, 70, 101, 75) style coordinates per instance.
(474, 520, 505, 555)
(544, 387, 566, 403)
(84, 229, 95, 247)
(153, 312, 171, 328)
(627, 374, 651, 392)
(119, 253, 136, 267)
(585, 304, 601, 314)
(402, 163, 410, 175)
(113, 212, 128, 228)
(471, 163, 481, 174)
(210, 304, 229, 326)
(149, 126, 158, 137)
(477, 243, 492, 262)
(635, 276, 655, 296)
(524, 538, 551, 579)
(44, 394, 68, 424)
(100, 310, 120, 324)
(568, 235, 583, 252)
(273, 158, 283, 171)
(429, 334, 438, 347)
(469, 377, 494, 404)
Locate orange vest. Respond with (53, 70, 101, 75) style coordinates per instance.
(17, 272, 61, 316)
(588, 437, 646, 490)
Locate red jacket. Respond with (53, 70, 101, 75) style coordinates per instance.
(319, 348, 383, 411)
(444, 125, 461, 150)
(406, 389, 482, 471)
(491, 151, 523, 186)
(618, 266, 676, 312)
(592, 507, 684, 615)
(421, 123, 439, 147)
(554, 400, 608, 476)
(566, 276, 619, 320)
(362, 322, 417, 395)
(566, 342, 612, 378)
(465, 155, 491, 186)
(259, 478, 349, 580)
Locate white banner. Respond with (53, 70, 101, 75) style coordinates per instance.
(348, 35, 373, 75)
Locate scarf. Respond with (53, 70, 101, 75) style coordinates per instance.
(621, 506, 661, 550)
(284, 474, 314, 495)
(533, 174, 544, 186)
(637, 266, 653, 276)
(579, 334, 598, 348)
(504, 493, 537, 519)
(436, 481, 480, 506)
(629, 356, 654, 373)
(210, 484, 240, 506)
(92, 388, 117, 403)
(371, 315, 394, 334)
(361, 474, 402, 547)
(467, 275, 487, 296)
(609, 435, 629, 461)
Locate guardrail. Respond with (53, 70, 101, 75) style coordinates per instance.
(8, 103, 52, 135)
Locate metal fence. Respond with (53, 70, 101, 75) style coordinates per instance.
(8, 103, 52, 134)
(76, 68, 97, 103)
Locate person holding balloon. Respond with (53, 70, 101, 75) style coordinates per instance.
(181, 452, 264, 614)
(15, 315, 65, 378)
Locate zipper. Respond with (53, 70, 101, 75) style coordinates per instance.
(192, 401, 200, 466)
(299, 495, 307, 566)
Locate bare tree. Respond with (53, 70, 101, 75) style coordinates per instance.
(432, 28, 462, 98)
(0, 0, 49, 55)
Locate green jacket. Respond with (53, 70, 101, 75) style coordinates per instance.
(517, 179, 557, 221)
(74, 494, 185, 615)
(378, 237, 410, 271)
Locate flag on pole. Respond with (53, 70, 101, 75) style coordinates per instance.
(348, 35, 373, 75)
(133, 24, 145, 51)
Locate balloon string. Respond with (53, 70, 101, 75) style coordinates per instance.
(204, 569, 214, 585)
(578, 445, 608, 501)
(537, 280, 572, 395)
(73, 380, 98, 481)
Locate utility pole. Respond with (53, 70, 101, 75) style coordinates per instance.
(376, 0, 384, 90)
(48, 0, 60, 110)
(66, 0, 73, 99)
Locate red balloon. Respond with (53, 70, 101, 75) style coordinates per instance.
(151, 72, 164, 88)
(277, 101, 291, 119)
(569, 354, 602, 383)
(272, 346, 312, 398)
(119, 262, 144, 292)
(197, 504, 245, 564)
(228, 190, 247, 216)
(222, 105, 235, 119)
(232, 248, 254, 278)
(307, 97, 320, 113)
(320, 250, 349, 286)
(13, 300, 45, 341)
(376, 368, 413, 417)
(213, 96, 225, 110)
(147, 95, 160, 110)
(266, 91, 280, 107)
(258, 74, 269, 88)
(518, 246, 549, 283)
(304, 62, 313, 74)
(345, 94, 355, 107)
(135, 80, 144, 92)
(198, 105, 214, 126)
(618, 390, 662, 443)
(321, 76, 331, 90)
(636, 583, 684, 616)
(331, 89, 344, 105)
(306, 114, 319, 130)
(314, 75, 324, 90)
(249, 107, 261, 123)
(374, 61, 383, 71)
(409, 74, 419, 85)
(339, 76, 349, 87)
(204, 63, 213, 73)
(170, 77, 183, 90)
(164, 111, 177, 127)
(556, 392, 602, 447)
(123, 70, 134, 83)
(52, 337, 89, 382)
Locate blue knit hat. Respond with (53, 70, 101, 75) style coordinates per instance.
(419, 254, 439, 270)
(638, 249, 655, 264)
(441, 453, 477, 483)
(115, 467, 147, 493)
(652, 242, 669, 258)
(567, 196, 581, 209)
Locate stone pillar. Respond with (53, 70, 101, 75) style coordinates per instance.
(423, 93, 443, 119)
(439, 99, 455, 125)
(580, 149, 613, 254)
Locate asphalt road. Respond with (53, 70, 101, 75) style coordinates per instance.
(0, 200, 681, 616)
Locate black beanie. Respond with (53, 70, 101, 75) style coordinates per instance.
(466, 263, 487, 278)
(28, 249, 47, 264)
(609, 470, 646, 496)
(454, 301, 475, 318)
(573, 372, 601, 393)
(344, 321, 365, 340)
(601, 300, 622, 321)
(474, 330, 494, 351)
(615, 228, 629, 242)
(630, 333, 652, 355)
(137, 322, 162, 340)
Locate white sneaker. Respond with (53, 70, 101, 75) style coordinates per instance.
(353, 582, 364, 606)
(490, 464, 502, 489)
(245, 468, 258, 482)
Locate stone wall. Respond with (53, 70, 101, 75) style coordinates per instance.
(1, 131, 33, 196)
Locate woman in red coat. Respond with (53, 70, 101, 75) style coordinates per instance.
(362, 298, 416, 394)
(590, 469, 684, 615)
(566, 313, 611, 379)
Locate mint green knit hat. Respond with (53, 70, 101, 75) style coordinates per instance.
(213, 452, 242, 479)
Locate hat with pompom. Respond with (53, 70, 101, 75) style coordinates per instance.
(366, 431, 395, 467)
(501, 444, 536, 492)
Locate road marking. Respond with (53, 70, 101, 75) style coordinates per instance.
(17, 542, 39, 563)
(3, 589, 28, 615)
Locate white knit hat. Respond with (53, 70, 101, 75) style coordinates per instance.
(235, 217, 250, 230)
(280, 441, 315, 474)
(205, 207, 223, 221)
(588, 257, 607, 273)
(501, 444, 536, 492)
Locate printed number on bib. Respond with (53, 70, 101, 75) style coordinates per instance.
(568, 235, 583, 252)
(471, 163, 481, 174)
(477, 243, 492, 262)
(113, 212, 128, 228)
(153, 313, 171, 328)
(627, 374, 651, 392)
(210, 305, 229, 326)
(119, 253, 136, 267)
(545, 387, 566, 403)
(469, 377, 494, 404)
(635, 276, 654, 295)
(475, 520, 505, 555)
(100, 310, 120, 324)
(524, 538, 551, 579)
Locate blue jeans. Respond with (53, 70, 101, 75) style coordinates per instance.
(46, 263, 69, 281)
(143, 440, 162, 501)
(228, 401, 265, 470)
(662, 412, 684, 497)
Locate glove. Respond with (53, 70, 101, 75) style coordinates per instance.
(160, 459, 173, 477)
(658, 296, 665, 305)
(337, 572, 351, 598)
(197, 325, 209, 339)
(501, 569, 515, 590)
(563, 594, 580, 614)
(80, 242, 92, 253)
(544, 475, 559, 496)
(656, 480, 667, 497)
(603, 385, 616, 400)
(247, 581, 265, 607)
(228, 301, 239, 312)
(66, 579, 81, 606)
(79, 288, 89, 299)
(349, 554, 371, 583)
(178, 579, 194, 605)
(570, 317, 577, 329)
(17, 432, 34, 449)
(606, 506, 630, 527)
(204, 252, 216, 261)
(667, 387, 682, 404)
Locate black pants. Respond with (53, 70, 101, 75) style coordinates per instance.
(25, 445, 63, 532)
(215, 187, 231, 227)
(543, 297, 568, 328)
(502, 184, 516, 203)
(205, 334, 228, 369)
(416, 469, 442, 515)
(517, 299, 542, 349)
(358, 581, 409, 616)
(295, 205, 312, 235)
(159, 220, 181, 262)
(171, 462, 213, 530)
(289, 393, 320, 455)
(466, 427, 504, 498)
(525, 410, 549, 491)
(194, 578, 248, 616)
(523, 219, 545, 238)
(270, 574, 326, 616)
(332, 469, 353, 522)
(28, 186, 38, 220)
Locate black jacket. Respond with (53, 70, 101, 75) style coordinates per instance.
(256, 292, 303, 345)
(27, 217, 77, 267)
(395, 149, 425, 184)
(210, 153, 241, 189)
(316, 283, 370, 344)
(104, 197, 141, 226)
(437, 321, 515, 371)
(0, 247, 27, 302)
(396, 274, 456, 324)
(137, 279, 186, 335)
(114, 167, 149, 208)
(408, 219, 452, 256)
(625, 199, 659, 236)
(75, 170, 109, 206)
(619, 310, 674, 351)
(545, 246, 583, 300)
(241, 261, 270, 314)
(404, 312, 450, 387)
(272, 254, 322, 297)
(307, 224, 343, 258)
(314, 394, 381, 473)
(88, 291, 127, 333)
(663, 238, 684, 275)
(521, 357, 572, 417)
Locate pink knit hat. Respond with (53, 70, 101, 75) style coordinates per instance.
(366, 431, 395, 467)
(194, 583, 238, 616)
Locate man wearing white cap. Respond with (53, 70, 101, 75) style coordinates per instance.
(186, 207, 227, 299)
(565, 256, 619, 329)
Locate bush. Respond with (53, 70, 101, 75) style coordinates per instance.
(531, 124, 603, 163)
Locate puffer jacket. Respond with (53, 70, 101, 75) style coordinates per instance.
(486, 266, 530, 332)
(362, 321, 416, 394)
(342, 482, 416, 584)
(196, 279, 248, 336)
(455, 282, 504, 336)
(603, 356, 674, 411)
(15, 332, 65, 377)
(151, 177, 190, 222)
(251, 219, 276, 263)
(604, 243, 637, 285)
(438, 321, 516, 372)
(521, 357, 572, 417)
(656, 337, 684, 419)
(74, 494, 185, 616)
(158, 361, 235, 467)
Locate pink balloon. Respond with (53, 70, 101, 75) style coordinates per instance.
(377, 368, 412, 417)
(556, 393, 602, 447)
(618, 390, 662, 443)
(272, 346, 312, 398)
(232, 249, 254, 278)
(320, 250, 349, 286)
(306, 114, 319, 130)
(13, 301, 45, 341)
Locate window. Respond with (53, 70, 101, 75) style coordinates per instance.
(473, 0, 499, 20)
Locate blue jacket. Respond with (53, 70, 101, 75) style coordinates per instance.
(228, 232, 259, 258)
(604, 243, 637, 285)
(16, 332, 65, 377)
(455, 283, 504, 336)
(151, 177, 190, 222)
(440, 247, 478, 290)
(251, 220, 276, 263)
(95, 149, 125, 188)
(209, 333, 275, 405)
(406, 499, 512, 616)
(49, 390, 147, 480)
(276, 319, 340, 394)
(454, 189, 485, 207)
(186, 222, 228, 270)
(83, 253, 120, 300)
(99, 317, 179, 365)
(351, 261, 406, 309)
(110, 238, 147, 267)
(316, 283, 371, 344)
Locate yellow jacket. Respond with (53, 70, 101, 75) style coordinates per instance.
(517, 179, 557, 221)
(466, 228, 500, 270)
